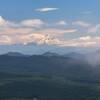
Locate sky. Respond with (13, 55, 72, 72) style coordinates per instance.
(0, 0, 100, 54)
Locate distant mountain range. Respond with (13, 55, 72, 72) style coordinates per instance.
(2, 51, 84, 58)
(3, 52, 29, 57)
(42, 52, 60, 57)
(0, 51, 100, 81)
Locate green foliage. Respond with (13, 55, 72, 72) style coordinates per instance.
(0, 73, 100, 100)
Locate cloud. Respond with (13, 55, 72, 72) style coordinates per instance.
(0, 27, 33, 35)
(0, 16, 45, 28)
(0, 16, 7, 26)
(88, 24, 100, 33)
(0, 16, 20, 28)
(2, 16, 99, 47)
(15, 34, 49, 45)
(57, 36, 99, 47)
(0, 16, 45, 35)
(20, 34, 60, 45)
(0, 35, 12, 44)
(35, 7, 59, 12)
(72, 21, 90, 27)
(20, 19, 45, 28)
(0, 28, 77, 45)
(0, 16, 78, 45)
(36, 28, 77, 35)
(1, 31, 99, 47)
(0, 33, 61, 45)
(56, 21, 67, 25)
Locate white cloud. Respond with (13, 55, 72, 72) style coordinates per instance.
(0, 16, 7, 26)
(1, 33, 99, 48)
(79, 36, 91, 40)
(0, 16, 45, 29)
(0, 28, 77, 45)
(21, 34, 60, 45)
(0, 27, 34, 35)
(0, 33, 61, 45)
(72, 21, 90, 27)
(56, 21, 67, 25)
(36, 28, 77, 35)
(0, 16, 19, 28)
(88, 24, 100, 33)
(35, 7, 59, 12)
(2, 16, 99, 47)
(0, 16, 78, 45)
(0, 35, 12, 44)
(20, 19, 45, 28)
(57, 36, 100, 47)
